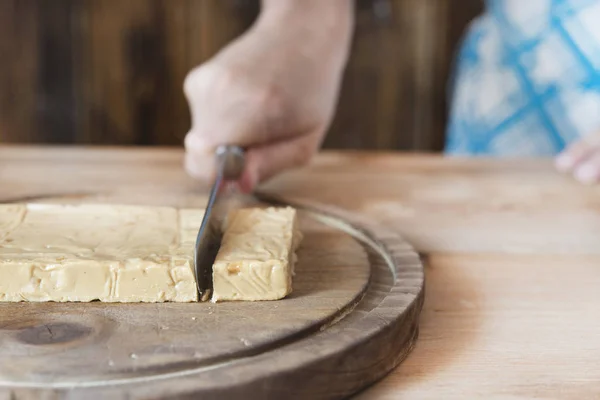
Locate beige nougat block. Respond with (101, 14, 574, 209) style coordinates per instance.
(212, 207, 302, 302)
(0, 204, 201, 302)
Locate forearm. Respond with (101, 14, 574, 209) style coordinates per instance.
(255, 0, 354, 67)
(259, 0, 354, 27)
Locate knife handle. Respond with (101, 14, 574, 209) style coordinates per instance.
(216, 145, 245, 181)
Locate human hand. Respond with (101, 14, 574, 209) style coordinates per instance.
(555, 132, 600, 184)
(183, 1, 353, 192)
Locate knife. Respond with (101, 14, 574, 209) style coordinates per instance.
(194, 145, 245, 301)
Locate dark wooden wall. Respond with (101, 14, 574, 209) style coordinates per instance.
(0, 0, 482, 150)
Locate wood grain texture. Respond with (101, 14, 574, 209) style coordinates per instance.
(3, 145, 600, 399)
(0, 0, 482, 150)
(0, 0, 39, 143)
(79, 0, 185, 145)
(0, 199, 424, 399)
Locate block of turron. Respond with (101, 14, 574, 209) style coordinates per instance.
(0, 204, 200, 302)
(211, 207, 302, 302)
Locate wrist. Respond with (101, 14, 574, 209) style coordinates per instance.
(256, 0, 354, 44)
(260, 0, 352, 15)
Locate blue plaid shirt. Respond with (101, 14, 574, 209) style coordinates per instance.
(446, 0, 600, 156)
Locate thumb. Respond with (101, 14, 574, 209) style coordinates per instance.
(241, 133, 320, 191)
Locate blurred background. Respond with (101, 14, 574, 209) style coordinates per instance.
(0, 0, 482, 151)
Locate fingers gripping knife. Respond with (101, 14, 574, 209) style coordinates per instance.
(194, 145, 245, 302)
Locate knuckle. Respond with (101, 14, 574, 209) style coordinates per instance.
(183, 68, 202, 98)
(183, 130, 193, 144)
(184, 64, 222, 98)
(183, 132, 198, 150)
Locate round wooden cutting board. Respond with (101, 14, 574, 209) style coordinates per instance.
(0, 197, 425, 400)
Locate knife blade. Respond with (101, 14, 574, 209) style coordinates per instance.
(194, 145, 245, 301)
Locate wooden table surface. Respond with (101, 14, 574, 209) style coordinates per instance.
(2, 145, 600, 399)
